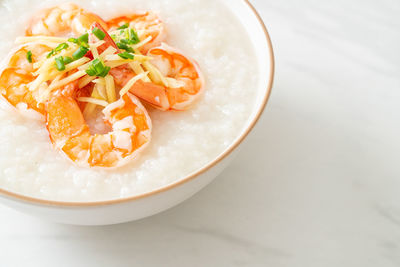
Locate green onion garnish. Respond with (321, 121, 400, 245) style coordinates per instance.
(93, 59, 103, 73)
(63, 56, 73, 65)
(55, 43, 69, 52)
(120, 39, 130, 44)
(47, 50, 55, 58)
(118, 52, 134, 60)
(116, 42, 134, 53)
(72, 46, 89, 60)
(128, 28, 140, 44)
(78, 33, 89, 44)
(55, 56, 65, 71)
(46, 42, 69, 58)
(119, 29, 140, 45)
(26, 51, 33, 63)
(85, 58, 110, 77)
(100, 67, 111, 77)
(86, 69, 96, 76)
(54, 56, 73, 71)
(117, 23, 129, 30)
(92, 27, 106, 40)
(70, 34, 89, 47)
(77, 33, 89, 47)
(68, 37, 78, 43)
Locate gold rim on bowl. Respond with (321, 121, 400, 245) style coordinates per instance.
(0, 0, 275, 207)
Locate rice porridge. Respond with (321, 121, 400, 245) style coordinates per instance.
(0, 0, 258, 201)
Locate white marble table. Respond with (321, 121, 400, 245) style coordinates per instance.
(1, 0, 400, 266)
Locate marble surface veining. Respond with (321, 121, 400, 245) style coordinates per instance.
(1, 0, 400, 266)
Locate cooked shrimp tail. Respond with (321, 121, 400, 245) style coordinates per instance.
(0, 43, 53, 119)
(136, 43, 204, 111)
(46, 83, 152, 168)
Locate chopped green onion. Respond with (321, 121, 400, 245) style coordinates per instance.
(128, 28, 140, 44)
(86, 68, 96, 76)
(120, 39, 130, 44)
(68, 33, 89, 48)
(55, 43, 69, 52)
(63, 56, 73, 65)
(116, 42, 134, 53)
(92, 27, 106, 40)
(118, 52, 134, 60)
(47, 50, 55, 58)
(85, 58, 110, 77)
(55, 56, 65, 71)
(46, 42, 69, 58)
(72, 46, 89, 60)
(54, 56, 73, 71)
(110, 34, 117, 41)
(77, 33, 89, 47)
(117, 28, 140, 45)
(99, 66, 111, 77)
(78, 33, 89, 44)
(92, 59, 103, 73)
(26, 51, 33, 63)
(68, 37, 78, 43)
(117, 23, 129, 30)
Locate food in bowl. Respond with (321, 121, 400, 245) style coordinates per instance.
(3, 3, 204, 168)
(0, 0, 258, 201)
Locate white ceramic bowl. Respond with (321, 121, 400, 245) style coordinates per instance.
(0, 0, 274, 225)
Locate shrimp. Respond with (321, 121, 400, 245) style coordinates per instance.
(107, 12, 166, 53)
(89, 22, 171, 110)
(128, 43, 204, 111)
(146, 44, 204, 110)
(109, 67, 170, 110)
(46, 83, 152, 168)
(0, 43, 52, 119)
(26, 3, 108, 37)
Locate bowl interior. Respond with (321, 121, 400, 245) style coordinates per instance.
(223, 0, 274, 136)
(0, 0, 274, 206)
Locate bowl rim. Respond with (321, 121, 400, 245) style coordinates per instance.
(0, 0, 275, 207)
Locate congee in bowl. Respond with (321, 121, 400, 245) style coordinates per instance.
(0, 0, 259, 202)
